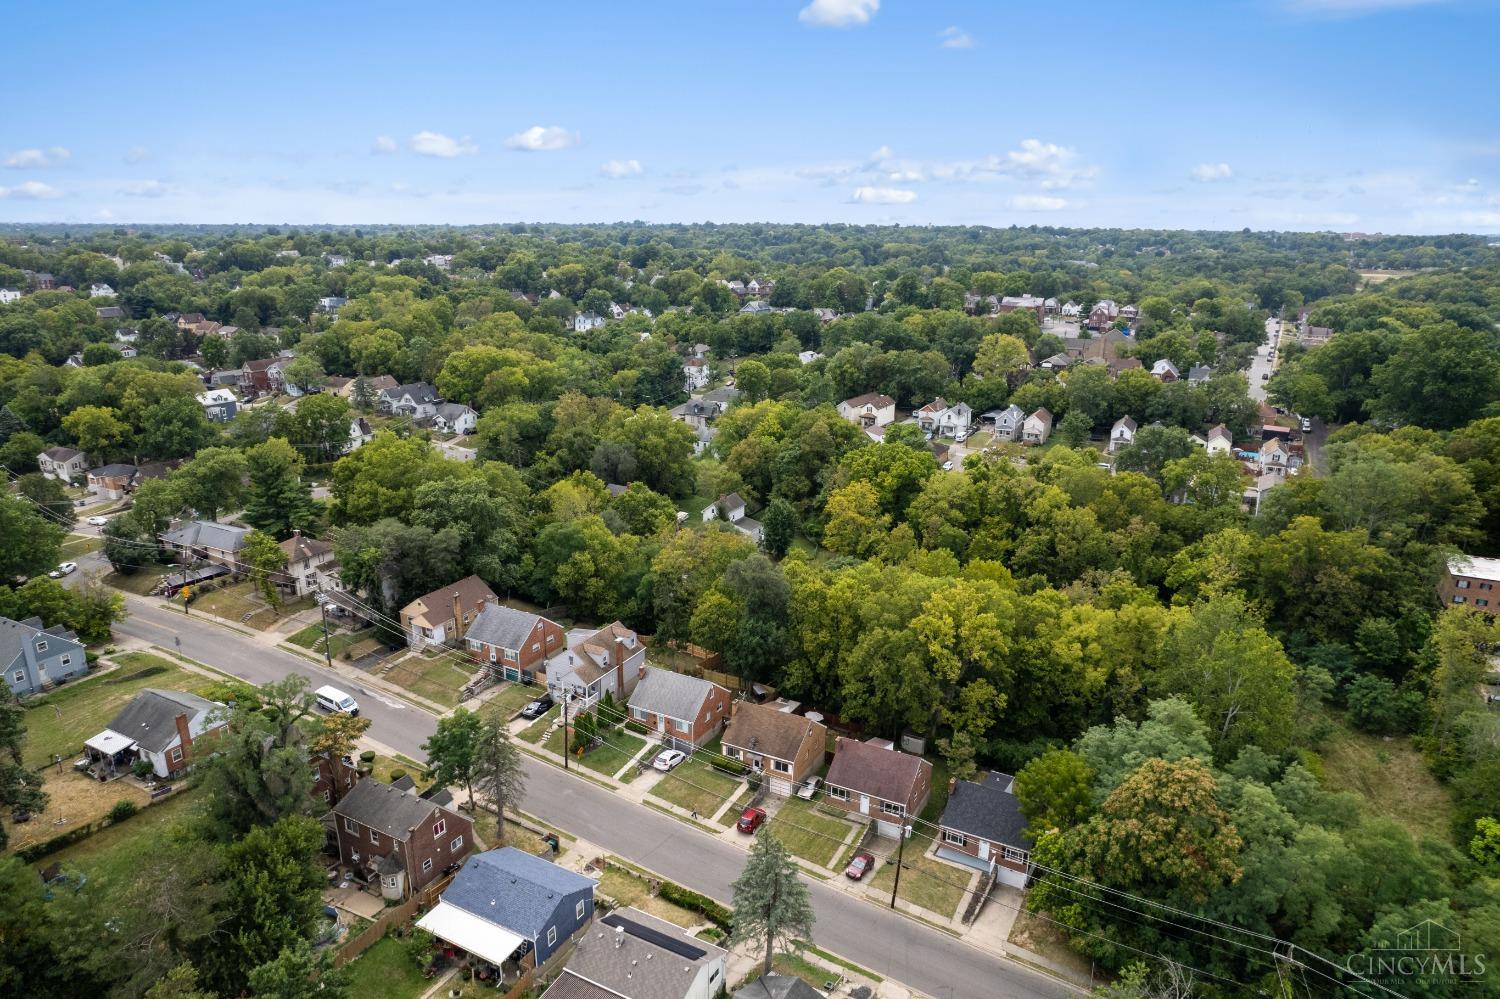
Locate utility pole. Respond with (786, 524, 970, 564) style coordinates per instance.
(319, 598, 334, 671)
(561, 691, 570, 772)
(889, 823, 911, 909)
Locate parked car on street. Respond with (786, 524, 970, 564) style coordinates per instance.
(86, 515, 109, 526)
(845, 852, 877, 881)
(520, 692, 554, 719)
(48, 562, 77, 578)
(736, 806, 767, 834)
(653, 749, 686, 772)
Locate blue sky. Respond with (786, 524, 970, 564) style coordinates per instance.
(3, 0, 1498, 232)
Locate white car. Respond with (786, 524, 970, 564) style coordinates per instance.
(86, 515, 109, 527)
(48, 562, 78, 578)
(941, 460, 954, 471)
(653, 749, 687, 772)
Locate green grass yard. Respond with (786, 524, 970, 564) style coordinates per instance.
(485, 681, 546, 720)
(518, 705, 560, 743)
(1315, 711, 1456, 843)
(382, 653, 480, 708)
(46, 787, 202, 891)
(577, 730, 647, 779)
(103, 570, 169, 597)
(341, 934, 430, 999)
(60, 534, 102, 558)
(649, 754, 743, 817)
(771, 797, 859, 868)
(869, 835, 968, 918)
(23, 653, 221, 768)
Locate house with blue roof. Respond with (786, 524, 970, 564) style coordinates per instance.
(418, 847, 597, 973)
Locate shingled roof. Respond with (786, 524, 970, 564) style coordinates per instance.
(103, 689, 223, 754)
(465, 603, 553, 652)
(628, 667, 724, 724)
(938, 771, 1032, 851)
(721, 702, 826, 764)
(825, 737, 931, 806)
(332, 778, 452, 841)
(442, 847, 596, 938)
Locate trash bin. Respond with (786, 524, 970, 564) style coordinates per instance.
(543, 834, 560, 854)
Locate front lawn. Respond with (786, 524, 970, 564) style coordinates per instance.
(60, 534, 102, 558)
(596, 865, 702, 928)
(382, 653, 480, 708)
(472, 812, 554, 857)
(103, 570, 169, 597)
(518, 705, 560, 744)
(868, 835, 968, 918)
(46, 787, 202, 891)
(485, 681, 546, 720)
(649, 754, 743, 818)
(342, 934, 430, 999)
(189, 580, 269, 623)
(286, 622, 326, 647)
(576, 730, 647, 779)
(772, 797, 859, 868)
(23, 653, 222, 768)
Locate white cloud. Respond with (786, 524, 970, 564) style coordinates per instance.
(887, 169, 925, 183)
(124, 146, 148, 164)
(1010, 194, 1069, 211)
(410, 131, 479, 157)
(5, 147, 70, 169)
(600, 159, 643, 178)
(1192, 162, 1234, 182)
(799, 0, 878, 28)
(371, 135, 398, 154)
(504, 126, 580, 152)
(120, 179, 169, 198)
(867, 145, 893, 163)
(852, 186, 917, 204)
(1002, 139, 1095, 188)
(939, 26, 975, 48)
(0, 181, 63, 199)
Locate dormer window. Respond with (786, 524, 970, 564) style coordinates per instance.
(35, 640, 47, 653)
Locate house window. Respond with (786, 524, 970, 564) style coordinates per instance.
(944, 829, 967, 847)
(370, 829, 381, 845)
(169, 747, 183, 764)
(12, 670, 24, 685)
(880, 801, 904, 817)
(575, 899, 586, 920)
(632, 707, 648, 721)
(467, 639, 481, 651)
(675, 719, 691, 734)
(772, 759, 791, 774)
(725, 746, 740, 759)
(1483, 583, 1495, 591)
(322, 789, 330, 802)
(344, 817, 356, 834)
(1457, 579, 1471, 588)
(1454, 596, 1467, 604)
(433, 819, 446, 837)
(59, 654, 72, 667)
(35, 640, 47, 653)
(422, 858, 433, 873)
(547, 927, 558, 947)
(450, 836, 464, 851)
(1479, 599, 1490, 607)
(531, 642, 540, 653)
(1003, 846, 1029, 864)
(827, 786, 848, 801)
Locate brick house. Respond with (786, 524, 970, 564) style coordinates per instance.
(1442, 555, 1500, 613)
(626, 667, 732, 749)
(464, 603, 565, 682)
(329, 779, 474, 899)
(823, 737, 933, 838)
(400, 575, 497, 649)
(85, 688, 227, 779)
(720, 702, 827, 797)
(311, 753, 362, 807)
(935, 772, 1033, 888)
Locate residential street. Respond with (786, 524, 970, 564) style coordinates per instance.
(77, 556, 1069, 999)
(1247, 315, 1280, 403)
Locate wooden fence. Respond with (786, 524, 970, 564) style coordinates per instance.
(334, 873, 454, 967)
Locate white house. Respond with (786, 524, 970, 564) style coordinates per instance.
(574, 312, 605, 333)
(797, 350, 824, 364)
(196, 388, 239, 422)
(545, 622, 647, 710)
(939, 401, 973, 438)
(86, 689, 227, 779)
(317, 296, 348, 314)
(0, 288, 21, 305)
(423, 254, 454, 270)
(89, 283, 117, 298)
(38, 446, 88, 483)
(683, 357, 710, 392)
(345, 417, 375, 453)
(1060, 301, 1082, 318)
(1022, 408, 1053, 445)
(989, 404, 1027, 442)
(380, 382, 440, 420)
(433, 402, 478, 435)
(1257, 437, 1291, 475)
(1109, 416, 1137, 453)
(702, 492, 764, 543)
(1205, 424, 1233, 457)
(1150, 358, 1180, 382)
(837, 393, 896, 429)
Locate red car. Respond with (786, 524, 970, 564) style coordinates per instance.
(844, 852, 876, 881)
(736, 806, 767, 834)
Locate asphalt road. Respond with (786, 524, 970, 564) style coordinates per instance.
(76, 555, 1069, 999)
(1247, 316, 1280, 403)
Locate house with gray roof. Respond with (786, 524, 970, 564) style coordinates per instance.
(85, 688, 226, 778)
(378, 381, 440, 419)
(38, 446, 87, 484)
(433, 401, 478, 435)
(158, 520, 250, 568)
(330, 778, 473, 899)
(464, 603, 565, 682)
(88, 463, 138, 500)
(734, 976, 826, 999)
(627, 667, 731, 749)
(419, 847, 596, 973)
(1, 616, 87, 699)
(544, 908, 727, 999)
(545, 622, 646, 711)
(935, 771, 1033, 888)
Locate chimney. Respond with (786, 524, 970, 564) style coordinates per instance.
(292, 528, 301, 539)
(948, 776, 957, 797)
(173, 712, 193, 765)
(614, 925, 625, 949)
(452, 590, 462, 630)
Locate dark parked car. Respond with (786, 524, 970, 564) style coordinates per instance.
(736, 806, 767, 834)
(519, 692, 554, 719)
(844, 852, 876, 881)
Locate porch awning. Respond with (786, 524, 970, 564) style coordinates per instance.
(416, 901, 525, 967)
(85, 730, 137, 756)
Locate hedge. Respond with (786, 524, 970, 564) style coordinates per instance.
(655, 882, 732, 931)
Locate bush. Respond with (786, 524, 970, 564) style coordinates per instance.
(655, 881, 732, 931)
(1346, 674, 1423, 735)
(390, 769, 407, 783)
(625, 720, 648, 735)
(360, 750, 376, 764)
(107, 799, 138, 823)
(131, 760, 154, 779)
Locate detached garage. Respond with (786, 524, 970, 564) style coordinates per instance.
(934, 771, 1034, 889)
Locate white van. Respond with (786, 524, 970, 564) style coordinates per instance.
(315, 685, 360, 716)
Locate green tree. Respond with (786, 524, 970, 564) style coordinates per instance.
(1371, 322, 1500, 430)
(736, 359, 771, 402)
(473, 714, 527, 841)
(61, 404, 128, 460)
(0, 702, 47, 850)
(146, 963, 217, 999)
(422, 708, 485, 810)
(1055, 409, 1092, 448)
(243, 529, 288, 615)
(247, 940, 349, 999)
(243, 438, 316, 538)
(0, 493, 66, 582)
(171, 447, 249, 521)
(972, 333, 1031, 389)
(1014, 748, 1095, 839)
(1114, 424, 1194, 481)
(761, 497, 798, 559)
(15, 472, 72, 526)
(289, 393, 352, 464)
(730, 832, 816, 975)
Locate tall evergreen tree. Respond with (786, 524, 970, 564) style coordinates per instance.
(730, 833, 815, 975)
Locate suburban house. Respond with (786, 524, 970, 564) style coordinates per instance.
(1205, 424, 1234, 457)
(85, 688, 227, 779)
(400, 575, 497, 649)
(433, 402, 478, 435)
(542, 908, 727, 999)
(317, 295, 348, 314)
(739, 300, 773, 315)
(89, 282, 116, 298)
(1300, 325, 1334, 348)
(419, 848, 597, 975)
(338, 374, 398, 401)
(914, 399, 972, 437)
(465, 604, 566, 682)
(159, 520, 250, 568)
(1021, 408, 1053, 446)
(1087, 300, 1119, 331)
(545, 622, 646, 710)
(0, 288, 21, 305)
(823, 737, 933, 838)
(701, 492, 763, 543)
(935, 771, 1034, 889)
(95, 305, 126, 320)
(735, 976, 825, 999)
(720, 702, 827, 796)
(998, 294, 1047, 321)
(330, 779, 474, 900)
(1257, 437, 1291, 475)
(196, 387, 239, 422)
(380, 382, 441, 420)
(670, 397, 728, 433)
(747, 278, 774, 297)
(574, 312, 605, 333)
(38, 446, 88, 483)
(987, 404, 1027, 442)
(346, 417, 375, 452)
(1441, 555, 1500, 612)
(278, 530, 337, 598)
(1109, 416, 1137, 453)
(1187, 364, 1213, 386)
(683, 357, 710, 392)
(627, 667, 732, 749)
(1060, 301, 1082, 318)
(312, 753, 362, 806)
(1, 616, 88, 698)
(1150, 359, 1180, 382)
(423, 254, 454, 270)
(837, 393, 896, 430)
(87, 463, 138, 500)
(240, 356, 288, 394)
